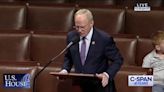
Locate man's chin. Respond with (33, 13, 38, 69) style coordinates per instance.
(81, 33, 87, 36)
(80, 34, 85, 37)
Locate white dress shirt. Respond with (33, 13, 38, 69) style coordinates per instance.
(79, 27, 93, 61)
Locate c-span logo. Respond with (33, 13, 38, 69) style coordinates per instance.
(3, 74, 31, 88)
(128, 75, 153, 86)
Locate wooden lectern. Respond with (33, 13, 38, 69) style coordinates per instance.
(50, 72, 95, 78)
(49, 72, 97, 92)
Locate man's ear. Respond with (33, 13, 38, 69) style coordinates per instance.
(155, 45, 160, 51)
(91, 20, 94, 26)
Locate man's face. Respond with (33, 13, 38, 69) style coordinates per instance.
(74, 14, 93, 37)
(156, 40, 164, 54)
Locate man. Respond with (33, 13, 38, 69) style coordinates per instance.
(142, 31, 164, 92)
(60, 9, 123, 92)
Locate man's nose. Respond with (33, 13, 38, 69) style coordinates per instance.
(77, 29, 83, 32)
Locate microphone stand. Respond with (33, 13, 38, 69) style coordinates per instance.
(33, 42, 73, 92)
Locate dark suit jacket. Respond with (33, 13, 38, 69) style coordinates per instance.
(62, 27, 123, 92)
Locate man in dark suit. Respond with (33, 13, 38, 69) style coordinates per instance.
(59, 9, 123, 92)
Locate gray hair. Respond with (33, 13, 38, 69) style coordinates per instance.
(75, 9, 93, 21)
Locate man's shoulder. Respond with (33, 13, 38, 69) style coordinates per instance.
(67, 31, 77, 36)
(67, 31, 80, 40)
(143, 50, 155, 61)
(94, 27, 112, 39)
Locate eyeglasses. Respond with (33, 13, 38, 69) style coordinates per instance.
(73, 24, 88, 30)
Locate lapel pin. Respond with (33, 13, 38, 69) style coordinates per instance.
(92, 41, 95, 45)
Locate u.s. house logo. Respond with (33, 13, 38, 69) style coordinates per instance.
(3, 74, 31, 88)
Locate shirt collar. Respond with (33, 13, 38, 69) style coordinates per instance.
(152, 50, 161, 59)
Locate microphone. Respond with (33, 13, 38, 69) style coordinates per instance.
(33, 32, 80, 92)
(66, 32, 80, 49)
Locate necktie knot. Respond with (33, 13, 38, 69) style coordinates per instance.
(82, 37, 85, 40)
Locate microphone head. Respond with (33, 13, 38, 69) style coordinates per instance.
(71, 32, 80, 44)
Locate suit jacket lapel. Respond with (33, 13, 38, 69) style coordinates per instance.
(71, 42, 81, 62)
(85, 28, 97, 65)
